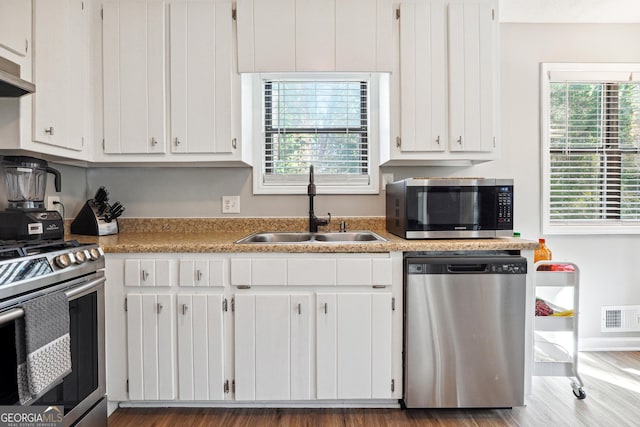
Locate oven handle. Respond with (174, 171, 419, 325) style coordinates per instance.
(0, 276, 106, 326)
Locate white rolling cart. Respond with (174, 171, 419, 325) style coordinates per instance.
(533, 261, 586, 399)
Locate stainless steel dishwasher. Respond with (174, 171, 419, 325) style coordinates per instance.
(404, 252, 527, 408)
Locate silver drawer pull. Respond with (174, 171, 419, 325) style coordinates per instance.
(297, 303, 302, 315)
(157, 303, 163, 313)
(182, 304, 188, 315)
(45, 126, 54, 135)
(236, 285, 251, 289)
(324, 302, 328, 314)
(196, 270, 203, 281)
(141, 270, 149, 281)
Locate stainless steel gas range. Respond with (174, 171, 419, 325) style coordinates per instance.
(0, 239, 106, 426)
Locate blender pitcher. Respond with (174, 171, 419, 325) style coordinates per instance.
(2, 156, 61, 210)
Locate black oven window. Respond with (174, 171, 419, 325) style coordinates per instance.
(0, 322, 19, 405)
(36, 292, 98, 413)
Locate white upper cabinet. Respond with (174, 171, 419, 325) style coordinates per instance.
(398, 0, 447, 154)
(33, 0, 87, 153)
(169, 0, 237, 155)
(385, 0, 499, 165)
(102, 0, 167, 155)
(236, 0, 393, 72)
(448, 0, 497, 153)
(0, 0, 30, 58)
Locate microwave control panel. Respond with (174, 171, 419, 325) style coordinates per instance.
(497, 186, 513, 226)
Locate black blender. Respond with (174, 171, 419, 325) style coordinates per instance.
(0, 156, 64, 241)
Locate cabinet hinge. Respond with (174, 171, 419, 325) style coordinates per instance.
(232, 7, 237, 21)
(25, 40, 28, 53)
(124, 297, 128, 312)
(232, 380, 235, 393)
(392, 297, 395, 311)
(126, 379, 129, 393)
(223, 298, 228, 312)
(231, 298, 235, 312)
(493, 136, 496, 148)
(224, 380, 229, 394)
(82, 137, 85, 147)
(492, 9, 495, 21)
(101, 7, 103, 20)
(391, 379, 395, 392)
(102, 139, 105, 151)
(81, 1, 84, 10)
(395, 8, 400, 20)
(396, 136, 401, 148)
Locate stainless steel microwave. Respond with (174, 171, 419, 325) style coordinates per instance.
(386, 178, 514, 239)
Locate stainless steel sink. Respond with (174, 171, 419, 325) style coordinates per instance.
(235, 231, 386, 244)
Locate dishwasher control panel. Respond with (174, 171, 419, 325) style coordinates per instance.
(407, 256, 527, 275)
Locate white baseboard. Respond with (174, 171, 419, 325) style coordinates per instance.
(115, 400, 400, 409)
(579, 337, 640, 351)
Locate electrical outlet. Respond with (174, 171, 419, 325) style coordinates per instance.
(222, 196, 240, 214)
(47, 196, 60, 211)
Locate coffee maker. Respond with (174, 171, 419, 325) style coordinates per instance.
(0, 156, 64, 241)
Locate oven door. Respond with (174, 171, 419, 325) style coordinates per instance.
(405, 185, 501, 238)
(0, 271, 106, 427)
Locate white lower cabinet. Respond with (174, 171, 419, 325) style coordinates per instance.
(107, 252, 401, 406)
(177, 294, 225, 400)
(126, 293, 176, 400)
(234, 293, 312, 400)
(316, 292, 393, 399)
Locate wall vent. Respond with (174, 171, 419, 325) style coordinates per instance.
(601, 305, 640, 332)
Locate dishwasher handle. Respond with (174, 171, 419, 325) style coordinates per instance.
(447, 263, 489, 273)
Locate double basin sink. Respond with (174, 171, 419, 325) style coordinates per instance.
(236, 231, 387, 244)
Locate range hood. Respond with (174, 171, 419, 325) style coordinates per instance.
(0, 56, 35, 97)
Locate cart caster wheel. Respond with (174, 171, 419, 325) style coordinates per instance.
(573, 388, 586, 400)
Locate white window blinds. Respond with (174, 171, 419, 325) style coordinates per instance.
(263, 80, 370, 185)
(544, 65, 640, 233)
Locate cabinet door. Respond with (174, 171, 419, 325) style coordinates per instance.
(33, 0, 85, 152)
(335, 0, 393, 72)
(295, 0, 335, 71)
(0, 0, 29, 57)
(448, 0, 497, 153)
(124, 259, 172, 287)
(177, 294, 225, 400)
(316, 292, 393, 399)
(126, 293, 176, 400)
(103, 0, 166, 154)
(170, 0, 235, 154)
(236, 0, 295, 72)
(234, 294, 291, 400)
(290, 294, 312, 400)
(399, 0, 446, 153)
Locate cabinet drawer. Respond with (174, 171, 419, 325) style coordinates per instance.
(230, 258, 288, 286)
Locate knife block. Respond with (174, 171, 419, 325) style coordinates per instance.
(70, 200, 119, 236)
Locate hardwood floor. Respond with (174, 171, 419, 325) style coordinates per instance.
(108, 352, 640, 427)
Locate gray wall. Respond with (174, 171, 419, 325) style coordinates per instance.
(33, 23, 640, 347)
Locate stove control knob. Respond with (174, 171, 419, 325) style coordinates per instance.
(55, 254, 72, 269)
(88, 248, 102, 261)
(75, 250, 87, 264)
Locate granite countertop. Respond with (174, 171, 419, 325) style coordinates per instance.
(66, 217, 538, 254)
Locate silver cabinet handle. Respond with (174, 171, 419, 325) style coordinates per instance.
(297, 303, 302, 315)
(324, 302, 328, 314)
(151, 137, 158, 146)
(236, 285, 251, 289)
(175, 137, 181, 146)
(436, 135, 440, 145)
(45, 126, 54, 135)
(396, 136, 401, 148)
(182, 304, 188, 315)
(141, 270, 149, 281)
(456, 136, 463, 144)
(232, 138, 237, 149)
(157, 303, 163, 313)
(196, 270, 203, 281)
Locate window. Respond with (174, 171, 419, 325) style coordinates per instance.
(542, 64, 640, 234)
(244, 73, 386, 194)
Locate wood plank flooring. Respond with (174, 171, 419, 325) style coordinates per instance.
(108, 351, 640, 427)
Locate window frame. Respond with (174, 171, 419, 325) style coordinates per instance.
(541, 63, 640, 235)
(243, 73, 386, 195)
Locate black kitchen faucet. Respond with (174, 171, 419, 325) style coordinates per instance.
(308, 165, 331, 232)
